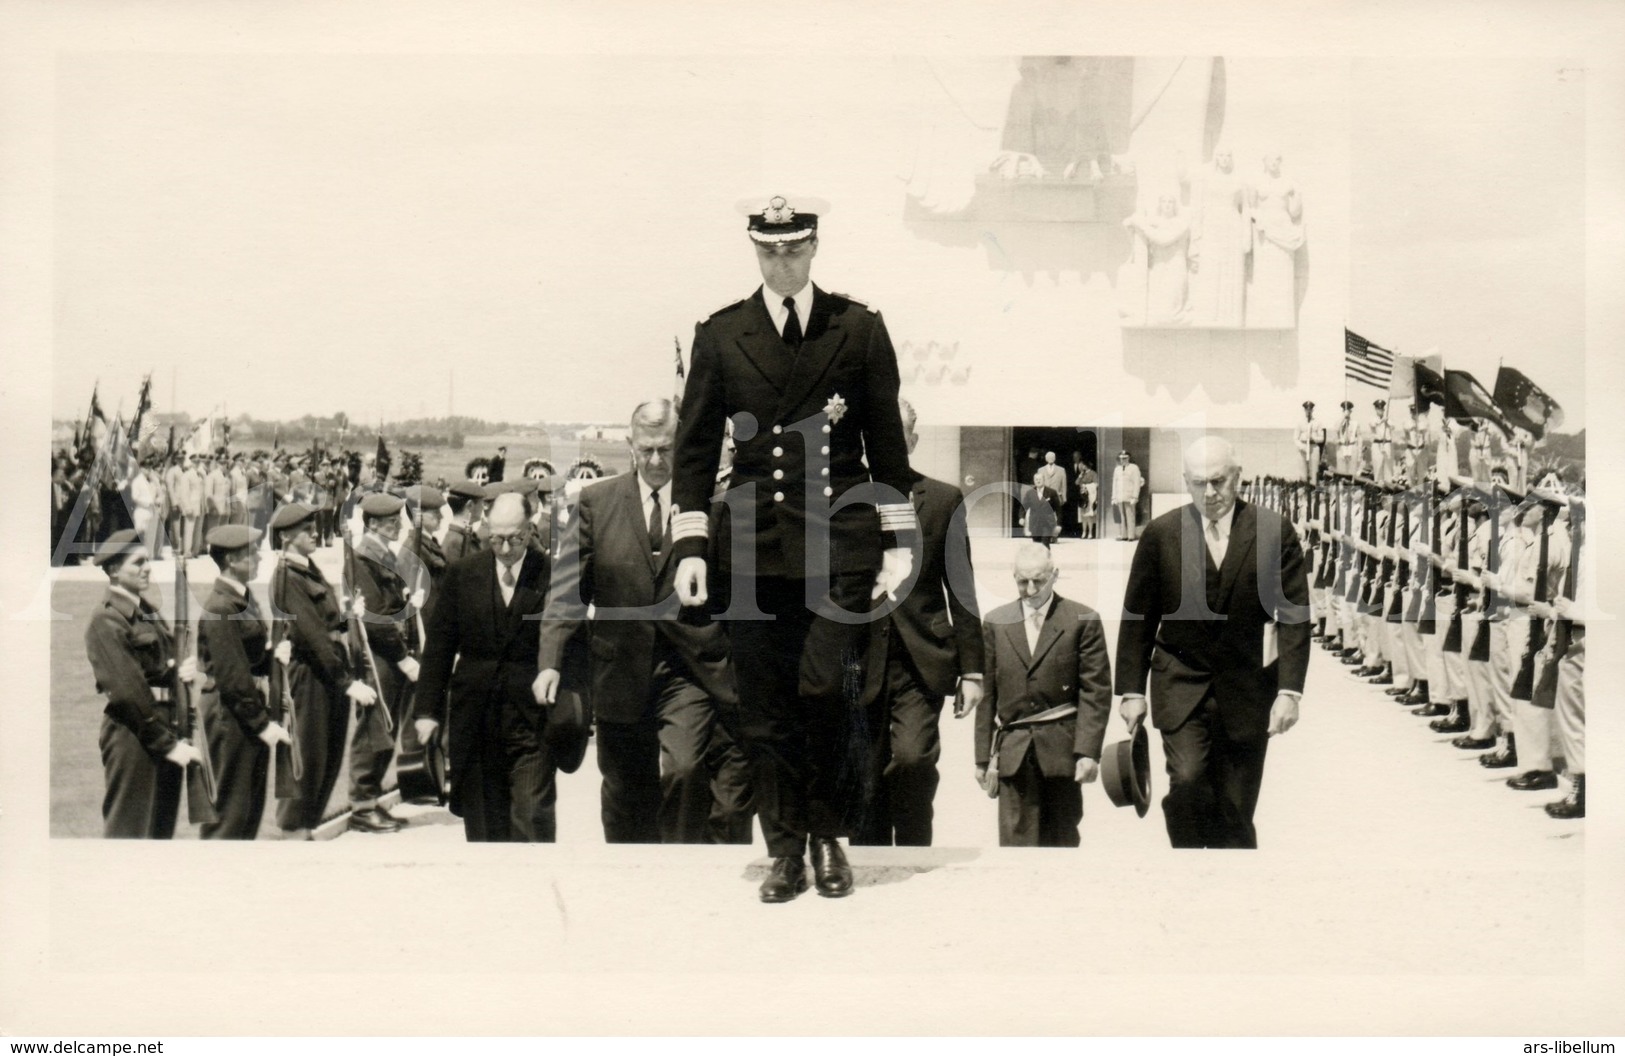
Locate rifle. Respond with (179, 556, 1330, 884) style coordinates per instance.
(270, 557, 304, 799)
(1417, 489, 1440, 635)
(1389, 491, 1412, 623)
(1550, 498, 1584, 661)
(341, 526, 392, 733)
(1467, 488, 1501, 663)
(1442, 489, 1470, 653)
(173, 559, 219, 825)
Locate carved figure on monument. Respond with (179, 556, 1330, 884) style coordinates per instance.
(1119, 193, 1192, 326)
(995, 56, 1134, 182)
(1245, 152, 1305, 329)
(1187, 146, 1250, 327)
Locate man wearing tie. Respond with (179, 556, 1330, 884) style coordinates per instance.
(412, 494, 562, 841)
(669, 194, 918, 902)
(1115, 436, 1311, 849)
(974, 543, 1112, 847)
(537, 399, 750, 844)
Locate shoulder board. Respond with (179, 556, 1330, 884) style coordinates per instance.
(703, 296, 753, 324)
(829, 292, 878, 313)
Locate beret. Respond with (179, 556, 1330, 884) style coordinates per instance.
(206, 524, 261, 550)
(92, 529, 144, 567)
(360, 493, 404, 518)
(269, 502, 318, 532)
(404, 485, 445, 509)
(448, 479, 485, 501)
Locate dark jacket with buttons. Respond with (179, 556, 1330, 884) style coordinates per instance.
(975, 594, 1112, 779)
(84, 587, 180, 757)
(672, 286, 915, 580)
(198, 578, 272, 735)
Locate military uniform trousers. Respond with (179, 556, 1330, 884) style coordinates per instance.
(727, 573, 873, 859)
(456, 694, 557, 843)
(100, 708, 182, 839)
(348, 653, 412, 810)
(1433, 594, 1468, 704)
(200, 682, 270, 840)
(1494, 617, 1550, 771)
(595, 644, 737, 844)
(998, 748, 1083, 848)
(1554, 627, 1584, 774)
(274, 661, 351, 832)
(1461, 612, 1497, 739)
(853, 628, 945, 847)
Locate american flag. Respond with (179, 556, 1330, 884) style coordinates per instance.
(1344, 329, 1395, 391)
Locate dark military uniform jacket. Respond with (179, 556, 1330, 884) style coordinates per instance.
(198, 577, 273, 736)
(442, 521, 482, 564)
(84, 586, 180, 757)
(353, 532, 417, 663)
(273, 553, 353, 690)
(671, 285, 917, 579)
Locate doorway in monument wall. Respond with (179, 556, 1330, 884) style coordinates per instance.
(1008, 426, 1150, 538)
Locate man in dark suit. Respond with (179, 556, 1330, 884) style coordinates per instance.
(670, 194, 919, 902)
(1115, 436, 1311, 849)
(974, 542, 1112, 847)
(853, 398, 983, 847)
(537, 399, 750, 844)
(412, 493, 562, 841)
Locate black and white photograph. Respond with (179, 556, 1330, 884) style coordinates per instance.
(1, 0, 1622, 1046)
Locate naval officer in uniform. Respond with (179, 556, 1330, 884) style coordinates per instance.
(670, 194, 919, 903)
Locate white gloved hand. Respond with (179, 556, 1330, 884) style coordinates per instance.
(397, 656, 420, 682)
(413, 718, 439, 745)
(273, 640, 293, 665)
(177, 656, 198, 683)
(258, 721, 292, 748)
(871, 547, 915, 602)
(410, 588, 428, 611)
(345, 681, 378, 706)
(165, 741, 202, 768)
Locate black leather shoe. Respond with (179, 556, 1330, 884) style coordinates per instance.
(1430, 712, 1470, 733)
(1452, 735, 1495, 750)
(1368, 673, 1394, 685)
(1413, 702, 1449, 717)
(1506, 770, 1557, 791)
(346, 807, 402, 834)
(758, 857, 808, 903)
(809, 838, 854, 898)
(1545, 775, 1584, 819)
(1340, 655, 1364, 666)
(1384, 686, 1410, 696)
(1479, 748, 1518, 769)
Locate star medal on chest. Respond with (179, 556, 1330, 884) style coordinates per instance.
(823, 393, 848, 426)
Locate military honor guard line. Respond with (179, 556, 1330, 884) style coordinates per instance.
(65, 193, 1585, 903)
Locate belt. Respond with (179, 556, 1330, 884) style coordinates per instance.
(1373, 439, 1391, 444)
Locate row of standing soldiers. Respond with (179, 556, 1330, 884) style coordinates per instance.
(1246, 468, 1586, 818)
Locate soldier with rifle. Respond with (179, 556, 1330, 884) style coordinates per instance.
(83, 529, 205, 837)
(1490, 489, 1562, 792)
(268, 502, 377, 838)
(196, 524, 289, 839)
(1532, 484, 1584, 818)
(343, 492, 421, 834)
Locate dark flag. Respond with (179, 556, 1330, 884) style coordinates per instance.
(1492, 366, 1563, 440)
(1344, 329, 1395, 391)
(130, 374, 153, 442)
(165, 424, 176, 460)
(273, 424, 281, 450)
(1443, 370, 1510, 433)
(1415, 357, 1446, 409)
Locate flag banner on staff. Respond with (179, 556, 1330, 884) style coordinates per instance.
(1389, 355, 1416, 402)
(1414, 352, 1445, 408)
(1443, 369, 1510, 433)
(1492, 365, 1564, 439)
(1344, 329, 1395, 391)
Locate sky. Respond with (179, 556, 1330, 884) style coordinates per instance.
(50, 54, 1588, 431)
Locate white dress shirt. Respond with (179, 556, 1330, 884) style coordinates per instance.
(1021, 599, 1047, 653)
(1204, 505, 1236, 566)
(763, 283, 814, 340)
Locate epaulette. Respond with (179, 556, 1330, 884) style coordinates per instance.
(830, 291, 878, 313)
(703, 296, 753, 323)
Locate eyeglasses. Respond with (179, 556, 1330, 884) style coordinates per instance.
(488, 531, 527, 548)
(1013, 576, 1051, 588)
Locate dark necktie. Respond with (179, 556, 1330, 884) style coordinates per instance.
(781, 296, 802, 347)
(648, 491, 663, 554)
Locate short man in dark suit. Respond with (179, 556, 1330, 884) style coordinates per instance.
(412, 493, 562, 841)
(852, 398, 983, 847)
(975, 542, 1112, 847)
(537, 398, 751, 844)
(670, 194, 919, 902)
(1115, 436, 1311, 849)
